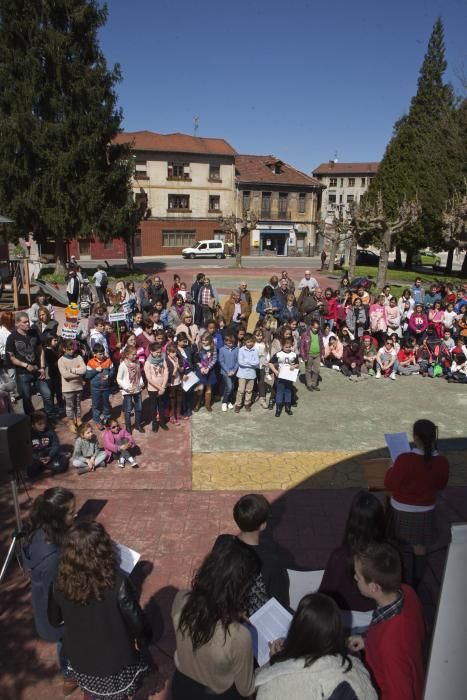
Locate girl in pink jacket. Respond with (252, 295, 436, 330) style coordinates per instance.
(102, 418, 137, 468)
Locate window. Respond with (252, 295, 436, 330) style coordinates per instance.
(278, 193, 288, 214)
(298, 193, 306, 213)
(167, 162, 190, 180)
(134, 161, 147, 178)
(261, 192, 271, 215)
(209, 164, 221, 181)
(243, 191, 251, 211)
(162, 230, 196, 247)
(328, 194, 337, 203)
(329, 177, 337, 187)
(348, 178, 355, 187)
(168, 194, 190, 211)
(340, 178, 344, 187)
(339, 194, 343, 203)
(346, 194, 354, 203)
(361, 177, 366, 187)
(209, 195, 220, 212)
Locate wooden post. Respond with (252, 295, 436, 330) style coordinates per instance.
(23, 258, 31, 307)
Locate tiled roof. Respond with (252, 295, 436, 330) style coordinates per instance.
(236, 155, 323, 187)
(312, 162, 379, 176)
(113, 131, 236, 156)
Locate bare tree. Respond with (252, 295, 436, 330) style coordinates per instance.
(218, 211, 258, 267)
(442, 186, 467, 274)
(356, 193, 421, 289)
(323, 209, 353, 273)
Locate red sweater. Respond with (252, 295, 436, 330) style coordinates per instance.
(366, 585, 425, 700)
(384, 452, 449, 506)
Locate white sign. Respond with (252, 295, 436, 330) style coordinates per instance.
(109, 312, 127, 322)
(249, 598, 293, 667)
(182, 371, 200, 392)
(278, 365, 299, 383)
(384, 432, 411, 463)
(61, 323, 79, 339)
(116, 542, 141, 574)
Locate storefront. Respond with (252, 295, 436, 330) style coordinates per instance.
(254, 225, 295, 256)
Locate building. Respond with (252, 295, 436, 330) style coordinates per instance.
(312, 161, 379, 220)
(235, 156, 324, 256)
(110, 130, 237, 256)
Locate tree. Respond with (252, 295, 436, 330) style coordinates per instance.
(364, 18, 463, 265)
(0, 0, 134, 272)
(218, 211, 258, 267)
(442, 186, 467, 274)
(356, 194, 421, 289)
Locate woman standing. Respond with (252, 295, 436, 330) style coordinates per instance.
(22, 488, 77, 696)
(48, 520, 150, 700)
(255, 593, 376, 699)
(171, 538, 260, 699)
(385, 419, 449, 589)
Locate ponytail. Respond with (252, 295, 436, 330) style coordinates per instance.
(413, 419, 437, 465)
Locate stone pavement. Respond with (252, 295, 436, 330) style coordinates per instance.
(1, 263, 467, 699)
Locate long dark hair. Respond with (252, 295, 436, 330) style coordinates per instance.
(413, 419, 438, 464)
(56, 521, 119, 605)
(271, 593, 352, 671)
(343, 491, 386, 554)
(178, 538, 260, 650)
(24, 487, 75, 547)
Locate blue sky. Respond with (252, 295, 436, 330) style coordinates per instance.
(100, 0, 467, 173)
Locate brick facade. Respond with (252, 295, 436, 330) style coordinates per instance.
(139, 219, 232, 256)
(67, 237, 127, 260)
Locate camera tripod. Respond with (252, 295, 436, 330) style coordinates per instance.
(0, 470, 25, 583)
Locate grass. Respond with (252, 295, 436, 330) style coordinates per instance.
(40, 267, 147, 284)
(349, 265, 466, 286)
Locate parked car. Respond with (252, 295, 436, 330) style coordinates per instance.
(182, 240, 226, 259)
(413, 250, 441, 268)
(356, 249, 380, 266)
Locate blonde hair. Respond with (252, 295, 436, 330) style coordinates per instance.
(200, 332, 214, 352)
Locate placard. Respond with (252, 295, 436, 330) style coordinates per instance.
(109, 312, 127, 322)
(182, 371, 200, 392)
(278, 365, 299, 383)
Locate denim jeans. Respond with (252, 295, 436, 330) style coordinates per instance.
(276, 378, 292, 405)
(90, 386, 111, 424)
(221, 373, 234, 403)
(57, 639, 74, 679)
(16, 372, 54, 417)
(122, 392, 142, 428)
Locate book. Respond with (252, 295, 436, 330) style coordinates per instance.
(248, 597, 293, 666)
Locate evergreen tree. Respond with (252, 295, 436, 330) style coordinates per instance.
(365, 17, 463, 268)
(0, 0, 137, 271)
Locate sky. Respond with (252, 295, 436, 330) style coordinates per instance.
(99, 0, 467, 174)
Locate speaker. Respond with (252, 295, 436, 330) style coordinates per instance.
(0, 414, 32, 481)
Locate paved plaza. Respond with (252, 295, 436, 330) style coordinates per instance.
(1, 264, 467, 699)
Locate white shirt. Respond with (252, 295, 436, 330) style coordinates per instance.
(298, 276, 318, 291)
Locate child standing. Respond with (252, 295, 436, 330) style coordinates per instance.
(144, 341, 169, 432)
(117, 346, 145, 433)
(85, 343, 114, 430)
(102, 418, 138, 468)
(89, 317, 109, 356)
(166, 342, 184, 425)
(193, 332, 218, 413)
(28, 410, 69, 479)
(58, 339, 86, 433)
(218, 334, 239, 411)
(268, 338, 299, 417)
(44, 335, 65, 418)
(254, 328, 269, 409)
(234, 333, 260, 413)
(72, 422, 107, 474)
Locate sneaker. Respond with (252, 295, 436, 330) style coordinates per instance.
(368, 368, 375, 376)
(234, 406, 241, 413)
(222, 403, 228, 412)
(259, 398, 268, 409)
(135, 424, 145, 433)
(390, 372, 396, 380)
(118, 457, 125, 468)
(77, 466, 91, 475)
(128, 457, 139, 468)
(332, 365, 340, 371)
(375, 371, 381, 379)
(228, 403, 235, 410)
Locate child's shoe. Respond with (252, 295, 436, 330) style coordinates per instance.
(275, 404, 283, 417)
(221, 403, 228, 412)
(234, 406, 241, 414)
(152, 421, 159, 432)
(390, 371, 396, 380)
(127, 457, 138, 468)
(227, 403, 234, 410)
(284, 404, 293, 415)
(135, 424, 145, 433)
(375, 370, 381, 379)
(118, 457, 126, 468)
(259, 398, 268, 409)
(160, 421, 169, 431)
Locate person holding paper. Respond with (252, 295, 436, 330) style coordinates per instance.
(384, 419, 449, 589)
(268, 338, 299, 417)
(255, 593, 376, 699)
(171, 538, 260, 699)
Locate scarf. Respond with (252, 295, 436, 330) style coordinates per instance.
(148, 354, 164, 367)
(124, 359, 140, 385)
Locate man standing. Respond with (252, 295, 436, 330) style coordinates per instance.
(238, 281, 252, 314)
(320, 250, 327, 270)
(152, 276, 169, 308)
(223, 291, 250, 332)
(298, 269, 318, 291)
(6, 312, 54, 418)
(66, 270, 80, 305)
(298, 286, 328, 327)
(300, 318, 324, 391)
(92, 265, 108, 305)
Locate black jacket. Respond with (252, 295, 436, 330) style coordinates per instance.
(48, 572, 151, 676)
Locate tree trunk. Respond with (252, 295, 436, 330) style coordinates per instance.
(328, 236, 338, 273)
(404, 250, 413, 270)
(54, 239, 67, 275)
(348, 239, 358, 279)
(125, 233, 135, 270)
(235, 230, 242, 268)
(376, 226, 392, 289)
(461, 249, 467, 275)
(395, 245, 402, 267)
(445, 248, 454, 275)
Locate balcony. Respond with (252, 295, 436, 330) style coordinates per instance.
(260, 210, 291, 220)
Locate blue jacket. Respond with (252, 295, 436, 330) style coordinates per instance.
(219, 346, 239, 375)
(85, 356, 115, 390)
(31, 427, 60, 462)
(411, 285, 425, 304)
(256, 296, 281, 320)
(424, 291, 442, 309)
(237, 346, 260, 379)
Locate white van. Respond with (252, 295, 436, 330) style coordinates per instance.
(181, 240, 225, 259)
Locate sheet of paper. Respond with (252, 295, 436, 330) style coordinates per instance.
(182, 371, 200, 392)
(278, 365, 299, 383)
(116, 542, 140, 574)
(384, 432, 411, 462)
(248, 597, 293, 666)
(340, 609, 373, 631)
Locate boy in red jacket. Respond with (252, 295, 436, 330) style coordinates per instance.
(348, 542, 426, 700)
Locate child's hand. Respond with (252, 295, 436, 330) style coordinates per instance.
(347, 635, 365, 652)
(268, 638, 285, 656)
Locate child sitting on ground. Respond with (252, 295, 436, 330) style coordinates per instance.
(72, 422, 107, 474)
(28, 410, 69, 479)
(102, 418, 138, 468)
(213, 493, 289, 615)
(268, 337, 299, 417)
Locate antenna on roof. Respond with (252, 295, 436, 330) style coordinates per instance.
(193, 116, 199, 137)
(333, 150, 338, 164)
